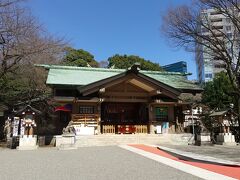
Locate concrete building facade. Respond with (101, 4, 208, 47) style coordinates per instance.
(196, 8, 238, 83)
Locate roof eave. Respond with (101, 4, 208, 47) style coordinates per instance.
(179, 88, 203, 94)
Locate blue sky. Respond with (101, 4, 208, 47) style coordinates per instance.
(27, 0, 196, 79)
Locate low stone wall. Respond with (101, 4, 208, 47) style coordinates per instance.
(55, 134, 78, 150)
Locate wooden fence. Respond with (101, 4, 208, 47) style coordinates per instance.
(102, 125, 115, 134)
(135, 125, 148, 133)
(102, 125, 147, 134)
(72, 114, 99, 126)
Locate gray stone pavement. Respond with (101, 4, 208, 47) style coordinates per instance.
(157, 143, 240, 163)
(0, 146, 202, 180)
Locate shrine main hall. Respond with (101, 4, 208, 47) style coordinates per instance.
(39, 63, 202, 135)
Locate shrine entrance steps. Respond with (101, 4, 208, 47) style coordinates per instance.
(75, 134, 192, 147)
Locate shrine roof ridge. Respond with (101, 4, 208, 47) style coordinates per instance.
(35, 64, 202, 92)
(35, 64, 189, 76)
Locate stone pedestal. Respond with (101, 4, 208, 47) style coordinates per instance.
(56, 134, 77, 150)
(17, 135, 38, 150)
(62, 134, 75, 144)
(55, 135, 63, 147)
(196, 133, 211, 146)
(74, 125, 95, 135)
(7, 136, 19, 149)
(216, 133, 235, 145)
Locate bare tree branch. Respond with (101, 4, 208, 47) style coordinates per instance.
(0, 0, 66, 78)
(162, 0, 240, 133)
(162, 0, 240, 91)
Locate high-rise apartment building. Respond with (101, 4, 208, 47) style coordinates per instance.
(196, 9, 238, 83)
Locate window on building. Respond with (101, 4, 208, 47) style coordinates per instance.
(211, 18, 222, 22)
(155, 107, 168, 121)
(226, 26, 231, 31)
(205, 73, 213, 78)
(226, 18, 231, 23)
(213, 56, 221, 60)
(227, 32, 232, 38)
(201, 13, 208, 23)
(227, 48, 232, 53)
(210, 11, 221, 15)
(214, 64, 226, 68)
(201, 12, 208, 17)
(201, 27, 208, 33)
(79, 106, 94, 114)
(212, 25, 223, 30)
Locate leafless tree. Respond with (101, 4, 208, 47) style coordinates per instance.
(0, 0, 21, 8)
(0, 0, 65, 78)
(0, 0, 66, 107)
(0, 0, 67, 136)
(162, 0, 240, 132)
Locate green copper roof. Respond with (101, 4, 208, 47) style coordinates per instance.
(143, 72, 200, 90)
(47, 67, 123, 86)
(38, 64, 201, 91)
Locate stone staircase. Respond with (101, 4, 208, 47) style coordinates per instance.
(75, 134, 193, 147)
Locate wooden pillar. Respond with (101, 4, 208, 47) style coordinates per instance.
(148, 104, 154, 134)
(97, 103, 102, 134)
(219, 116, 224, 133)
(72, 101, 78, 114)
(97, 114, 101, 135)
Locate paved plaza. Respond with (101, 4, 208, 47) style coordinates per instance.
(1, 144, 240, 180)
(0, 146, 201, 180)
